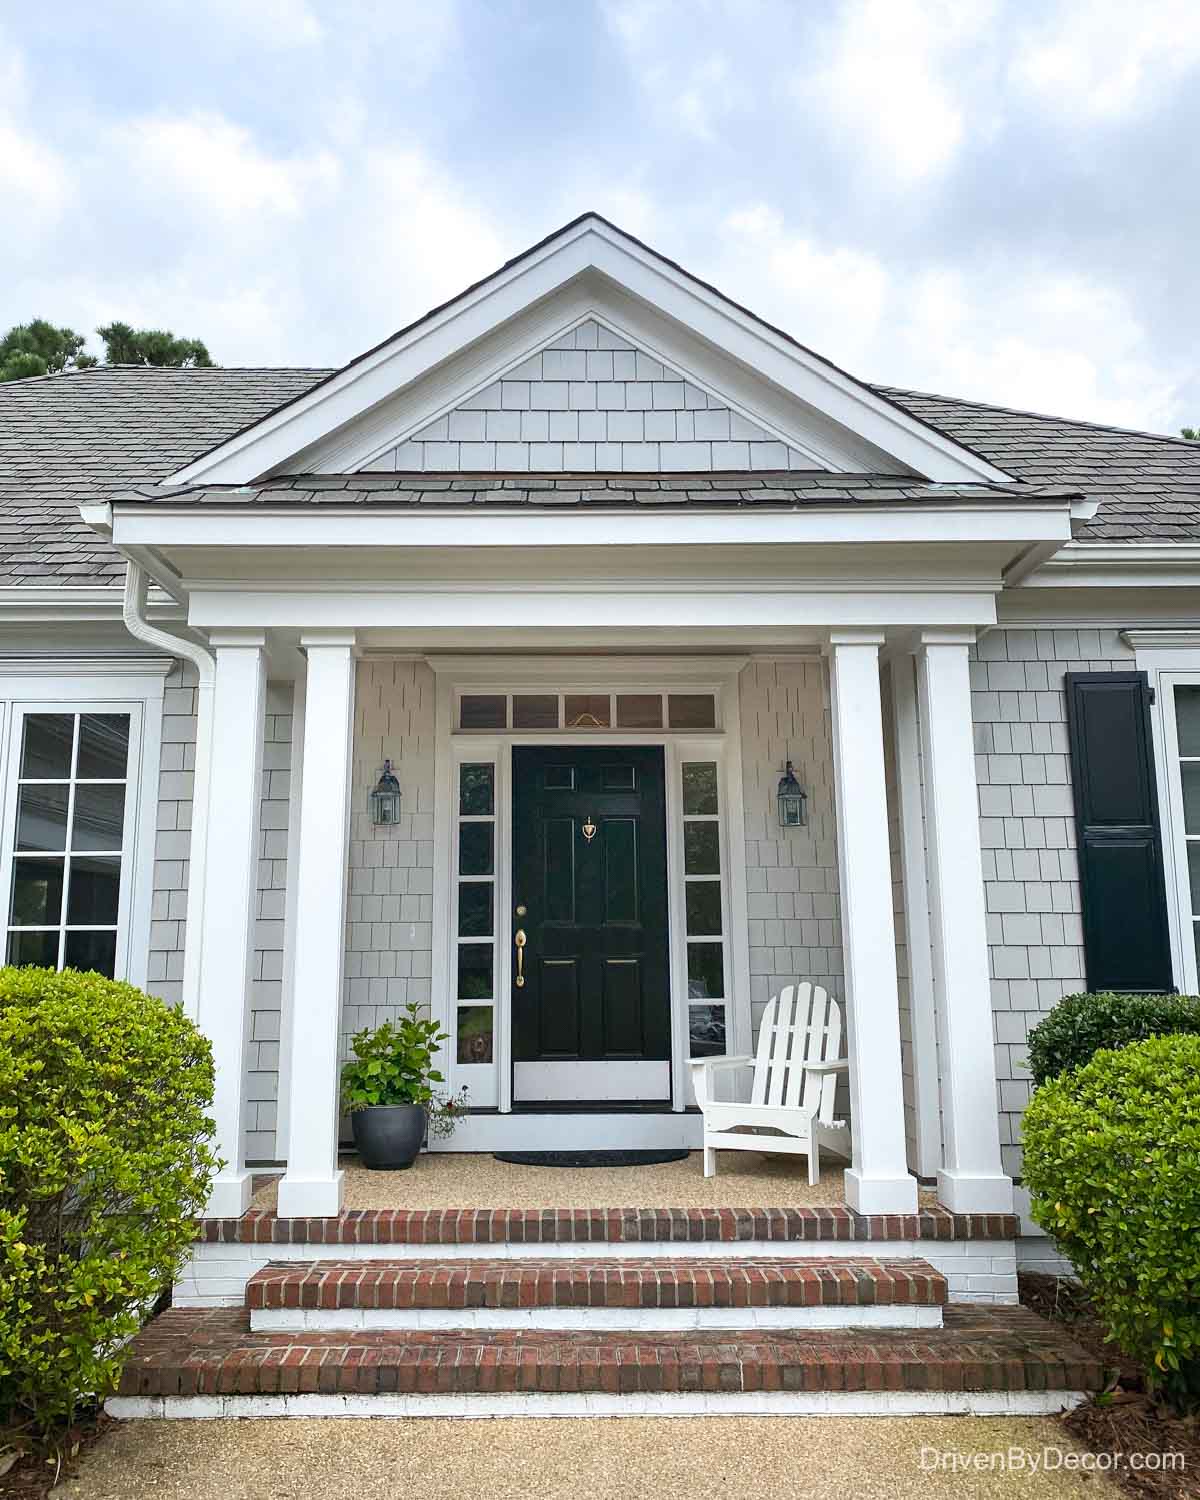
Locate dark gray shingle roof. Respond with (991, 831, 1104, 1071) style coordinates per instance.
(0, 365, 331, 584)
(1, 364, 1196, 586)
(130, 471, 1078, 508)
(879, 386, 1200, 542)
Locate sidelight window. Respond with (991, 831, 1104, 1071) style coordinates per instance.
(454, 761, 496, 1066)
(681, 759, 727, 1055)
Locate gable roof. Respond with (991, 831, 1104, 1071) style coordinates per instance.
(2, 365, 1199, 587)
(165, 214, 1011, 487)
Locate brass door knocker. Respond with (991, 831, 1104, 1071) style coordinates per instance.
(581, 816, 597, 842)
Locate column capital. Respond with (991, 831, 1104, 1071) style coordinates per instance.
(824, 629, 887, 653)
(916, 628, 978, 649)
(299, 628, 357, 650)
(206, 627, 268, 650)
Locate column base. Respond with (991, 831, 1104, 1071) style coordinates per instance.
(843, 1167, 919, 1215)
(206, 1171, 253, 1219)
(937, 1168, 1014, 1215)
(277, 1170, 345, 1219)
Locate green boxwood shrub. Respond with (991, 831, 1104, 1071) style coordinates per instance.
(1023, 1034, 1200, 1410)
(0, 967, 217, 1444)
(1026, 990, 1200, 1084)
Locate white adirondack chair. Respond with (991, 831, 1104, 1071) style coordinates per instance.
(690, 982, 850, 1182)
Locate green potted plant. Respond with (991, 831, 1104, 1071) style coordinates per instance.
(341, 1001, 457, 1170)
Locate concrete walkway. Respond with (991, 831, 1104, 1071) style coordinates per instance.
(62, 1416, 1122, 1499)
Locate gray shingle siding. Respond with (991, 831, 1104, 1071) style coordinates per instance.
(972, 627, 1134, 1176)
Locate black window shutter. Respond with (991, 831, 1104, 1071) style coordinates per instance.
(1064, 671, 1173, 993)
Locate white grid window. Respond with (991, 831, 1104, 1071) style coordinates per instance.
(1174, 685, 1200, 980)
(455, 761, 497, 1068)
(6, 711, 131, 977)
(681, 759, 727, 1057)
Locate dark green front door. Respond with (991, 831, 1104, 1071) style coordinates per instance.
(511, 745, 671, 1103)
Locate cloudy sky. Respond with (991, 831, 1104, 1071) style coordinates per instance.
(3, 0, 1197, 432)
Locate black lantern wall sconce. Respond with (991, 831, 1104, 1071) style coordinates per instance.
(369, 760, 402, 825)
(776, 760, 808, 827)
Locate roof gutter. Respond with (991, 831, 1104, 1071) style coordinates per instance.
(122, 559, 213, 1023)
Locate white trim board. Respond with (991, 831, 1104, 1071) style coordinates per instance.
(250, 1304, 944, 1334)
(113, 501, 1073, 551)
(108, 1391, 1087, 1420)
(166, 217, 1013, 487)
(0, 668, 167, 990)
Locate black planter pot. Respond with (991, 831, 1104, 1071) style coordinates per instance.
(350, 1103, 427, 1170)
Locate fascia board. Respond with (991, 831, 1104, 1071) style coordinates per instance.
(166, 217, 1012, 488)
(1018, 541, 1200, 588)
(185, 586, 999, 632)
(111, 502, 1073, 551)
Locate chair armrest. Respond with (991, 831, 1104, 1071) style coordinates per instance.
(689, 1054, 753, 1110)
(803, 1058, 849, 1074)
(688, 1055, 753, 1074)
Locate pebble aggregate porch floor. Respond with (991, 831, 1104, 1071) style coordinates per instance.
(250, 1152, 940, 1212)
(61, 1416, 1123, 1499)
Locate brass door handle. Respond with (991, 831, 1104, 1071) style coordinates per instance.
(514, 928, 526, 987)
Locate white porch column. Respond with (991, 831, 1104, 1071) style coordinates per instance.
(274, 671, 306, 1164)
(826, 632, 918, 1214)
(916, 630, 1013, 1213)
(889, 654, 943, 1180)
(277, 631, 356, 1219)
(197, 630, 267, 1218)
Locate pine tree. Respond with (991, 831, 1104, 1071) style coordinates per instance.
(96, 322, 214, 368)
(0, 321, 98, 382)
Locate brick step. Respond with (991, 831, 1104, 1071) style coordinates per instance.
(111, 1305, 1105, 1418)
(245, 1256, 948, 1333)
(200, 1205, 1020, 1249)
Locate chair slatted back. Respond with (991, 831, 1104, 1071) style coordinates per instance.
(750, 982, 842, 1123)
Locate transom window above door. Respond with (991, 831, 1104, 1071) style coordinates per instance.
(457, 691, 718, 733)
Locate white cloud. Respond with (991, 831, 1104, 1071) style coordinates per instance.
(720, 205, 892, 368)
(36, 109, 509, 367)
(600, 0, 749, 141)
(710, 204, 1186, 431)
(1011, 0, 1200, 121)
(0, 29, 70, 236)
(198, 0, 325, 46)
(112, 113, 341, 240)
(807, 0, 999, 183)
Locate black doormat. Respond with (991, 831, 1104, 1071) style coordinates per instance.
(494, 1149, 689, 1168)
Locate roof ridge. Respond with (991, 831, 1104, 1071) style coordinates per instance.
(0, 363, 334, 387)
(876, 383, 1197, 451)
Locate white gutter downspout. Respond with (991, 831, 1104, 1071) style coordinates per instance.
(122, 559, 214, 1022)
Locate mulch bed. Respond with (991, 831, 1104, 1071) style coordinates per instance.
(1020, 1272, 1200, 1500)
(0, 1409, 110, 1498)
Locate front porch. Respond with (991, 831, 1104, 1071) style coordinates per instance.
(170, 620, 1016, 1224)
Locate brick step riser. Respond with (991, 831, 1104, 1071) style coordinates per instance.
(180, 1240, 1019, 1310)
(249, 1304, 945, 1334)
